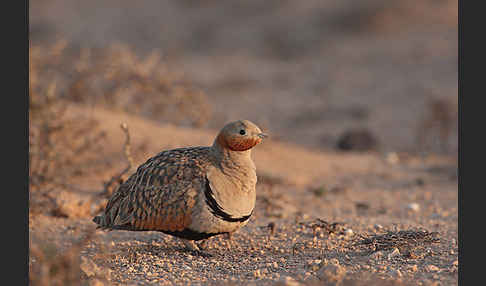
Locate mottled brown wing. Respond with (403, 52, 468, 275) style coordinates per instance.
(94, 147, 211, 232)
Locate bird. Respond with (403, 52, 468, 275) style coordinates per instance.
(93, 119, 268, 255)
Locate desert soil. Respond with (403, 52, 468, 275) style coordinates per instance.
(29, 105, 457, 286)
(29, 1, 458, 285)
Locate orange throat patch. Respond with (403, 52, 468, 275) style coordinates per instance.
(217, 133, 261, 151)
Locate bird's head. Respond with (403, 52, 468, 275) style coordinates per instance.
(215, 120, 268, 151)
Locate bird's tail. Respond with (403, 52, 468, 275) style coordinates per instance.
(92, 215, 108, 229)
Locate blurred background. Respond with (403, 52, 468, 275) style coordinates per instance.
(29, 0, 457, 155)
(29, 2, 458, 284)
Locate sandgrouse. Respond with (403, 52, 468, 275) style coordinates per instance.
(93, 120, 267, 254)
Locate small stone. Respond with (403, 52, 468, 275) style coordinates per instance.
(426, 265, 440, 272)
(374, 224, 383, 230)
(336, 128, 378, 152)
(415, 177, 425, 186)
(80, 257, 101, 278)
(409, 265, 418, 272)
(387, 248, 401, 259)
(280, 276, 301, 286)
(386, 152, 400, 164)
(329, 258, 340, 266)
(389, 269, 402, 278)
(377, 265, 388, 272)
(307, 260, 320, 272)
(407, 203, 420, 212)
(89, 279, 104, 286)
(344, 229, 354, 236)
(370, 251, 383, 260)
(317, 264, 346, 284)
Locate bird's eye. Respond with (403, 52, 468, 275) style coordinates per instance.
(239, 129, 246, 135)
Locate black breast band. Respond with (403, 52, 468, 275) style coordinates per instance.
(204, 179, 253, 223)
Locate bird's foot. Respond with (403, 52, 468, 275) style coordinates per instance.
(181, 239, 213, 257)
(189, 249, 213, 258)
(197, 239, 209, 250)
(224, 232, 237, 249)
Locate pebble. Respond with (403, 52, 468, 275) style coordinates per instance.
(389, 269, 402, 278)
(387, 248, 401, 259)
(407, 203, 420, 212)
(374, 224, 383, 230)
(307, 260, 321, 272)
(88, 279, 104, 286)
(377, 265, 388, 272)
(386, 152, 400, 164)
(281, 276, 301, 286)
(370, 251, 383, 260)
(426, 265, 440, 272)
(329, 258, 340, 265)
(316, 263, 346, 283)
(344, 228, 354, 236)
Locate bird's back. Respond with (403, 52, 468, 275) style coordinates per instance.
(93, 146, 213, 233)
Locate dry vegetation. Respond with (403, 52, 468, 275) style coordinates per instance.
(30, 40, 211, 127)
(29, 39, 213, 213)
(29, 0, 457, 285)
(28, 40, 212, 285)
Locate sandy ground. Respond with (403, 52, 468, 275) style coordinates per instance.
(29, 106, 457, 285)
(29, 1, 458, 285)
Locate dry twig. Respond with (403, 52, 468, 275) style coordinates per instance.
(99, 123, 135, 198)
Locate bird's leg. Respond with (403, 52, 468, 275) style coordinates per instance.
(181, 239, 200, 251)
(225, 232, 236, 249)
(197, 239, 209, 250)
(180, 239, 213, 257)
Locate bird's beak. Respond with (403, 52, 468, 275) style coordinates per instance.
(257, 133, 269, 139)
